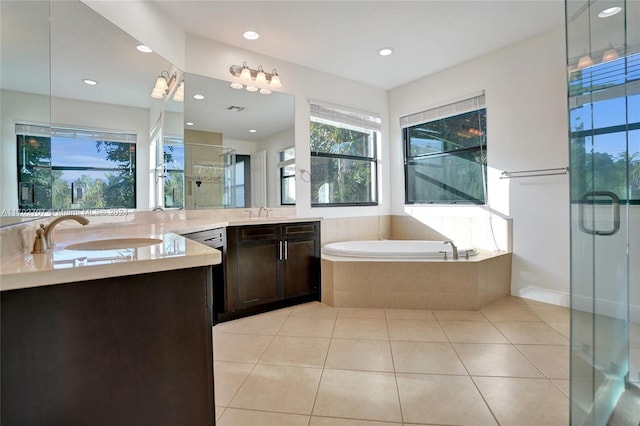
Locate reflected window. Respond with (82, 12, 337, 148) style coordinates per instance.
(278, 147, 295, 205)
(17, 124, 136, 210)
(402, 94, 487, 204)
(310, 104, 380, 206)
(229, 155, 250, 208)
(569, 52, 640, 202)
(163, 136, 184, 208)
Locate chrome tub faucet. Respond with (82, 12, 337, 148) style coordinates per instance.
(444, 240, 459, 260)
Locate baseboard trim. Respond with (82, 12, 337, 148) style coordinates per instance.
(512, 283, 640, 322)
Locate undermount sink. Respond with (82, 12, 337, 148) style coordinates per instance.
(64, 238, 163, 251)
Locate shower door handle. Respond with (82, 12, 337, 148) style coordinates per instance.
(578, 191, 620, 236)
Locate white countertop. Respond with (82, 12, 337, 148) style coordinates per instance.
(0, 215, 321, 292)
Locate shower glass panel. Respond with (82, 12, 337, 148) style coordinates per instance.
(567, 0, 639, 423)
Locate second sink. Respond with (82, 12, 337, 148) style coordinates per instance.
(65, 238, 163, 251)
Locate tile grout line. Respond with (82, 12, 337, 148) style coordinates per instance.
(385, 310, 406, 425)
(306, 309, 338, 425)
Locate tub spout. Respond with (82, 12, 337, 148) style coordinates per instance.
(444, 240, 459, 260)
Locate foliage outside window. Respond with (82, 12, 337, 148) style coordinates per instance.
(163, 136, 184, 209)
(402, 96, 487, 204)
(17, 124, 136, 210)
(569, 52, 640, 202)
(310, 104, 380, 206)
(278, 147, 295, 205)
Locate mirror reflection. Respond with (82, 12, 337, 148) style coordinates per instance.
(179, 73, 295, 209)
(1, 0, 296, 223)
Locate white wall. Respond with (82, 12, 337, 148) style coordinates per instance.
(388, 27, 571, 304)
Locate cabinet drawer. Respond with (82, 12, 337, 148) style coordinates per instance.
(238, 225, 279, 240)
(283, 222, 319, 237)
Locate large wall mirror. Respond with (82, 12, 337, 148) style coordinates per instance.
(1, 0, 180, 225)
(178, 73, 295, 210)
(1, 1, 296, 224)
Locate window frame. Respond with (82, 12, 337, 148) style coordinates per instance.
(309, 104, 380, 207)
(401, 95, 487, 205)
(278, 147, 296, 206)
(16, 124, 137, 211)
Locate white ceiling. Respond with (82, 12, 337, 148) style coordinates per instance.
(152, 0, 566, 90)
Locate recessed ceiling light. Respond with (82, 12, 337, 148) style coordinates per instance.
(185, 122, 194, 126)
(243, 30, 259, 40)
(598, 6, 622, 18)
(378, 47, 394, 56)
(82, 79, 98, 85)
(249, 129, 257, 133)
(136, 44, 153, 53)
(193, 94, 205, 100)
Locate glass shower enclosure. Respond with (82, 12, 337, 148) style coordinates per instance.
(567, 0, 639, 424)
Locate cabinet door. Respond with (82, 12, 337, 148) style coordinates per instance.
(282, 222, 320, 299)
(228, 225, 280, 310)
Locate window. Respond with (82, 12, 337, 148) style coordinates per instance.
(17, 124, 136, 210)
(278, 147, 295, 205)
(163, 136, 184, 209)
(229, 155, 250, 208)
(569, 52, 640, 202)
(310, 103, 380, 206)
(401, 94, 487, 204)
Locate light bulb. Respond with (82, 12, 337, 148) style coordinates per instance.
(270, 70, 281, 88)
(151, 88, 165, 99)
(256, 66, 267, 84)
(602, 47, 619, 62)
(240, 65, 252, 80)
(155, 75, 168, 91)
(576, 55, 593, 70)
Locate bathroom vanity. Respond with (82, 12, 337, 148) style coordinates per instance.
(184, 220, 321, 323)
(223, 221, 321, 321)
(0, 231, 220, 426)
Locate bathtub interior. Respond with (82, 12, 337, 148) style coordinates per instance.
(321, 240, 478, 259)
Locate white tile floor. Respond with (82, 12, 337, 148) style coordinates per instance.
(212, 296, 572, 425)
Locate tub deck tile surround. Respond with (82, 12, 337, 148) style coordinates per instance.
(322, 252, 512, 310)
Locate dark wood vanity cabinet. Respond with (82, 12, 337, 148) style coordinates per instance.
(1, 267, 215, 426)
(225, 221, 320, 318)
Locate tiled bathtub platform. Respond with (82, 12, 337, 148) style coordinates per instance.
(321, 252, 512, 310)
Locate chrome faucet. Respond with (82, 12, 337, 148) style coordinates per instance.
(32, 215, 90, 253)
(444, 240, 459, 260)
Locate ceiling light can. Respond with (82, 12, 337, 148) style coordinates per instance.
(243, 30, 259, 40)
(598, 6, 622, 18)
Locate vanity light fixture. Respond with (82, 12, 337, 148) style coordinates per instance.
(150, 70, 177, 99)
(229, 62, 282, 93)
